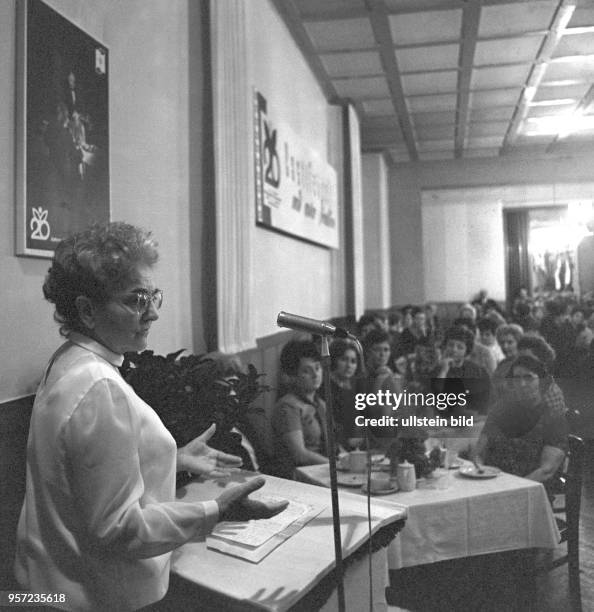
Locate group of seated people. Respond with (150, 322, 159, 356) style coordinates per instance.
(268, 292, 578, 499)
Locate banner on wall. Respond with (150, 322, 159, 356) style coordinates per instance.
(253, 90, 339, 249)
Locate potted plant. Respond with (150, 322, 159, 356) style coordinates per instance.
(120, 350, 269, 478)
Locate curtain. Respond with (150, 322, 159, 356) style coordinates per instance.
(504, 209, 530, 309)
(210, 0, 254, 353)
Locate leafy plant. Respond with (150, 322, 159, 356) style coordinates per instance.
(120, 350, 269, 456)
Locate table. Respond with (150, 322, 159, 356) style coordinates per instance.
(295, 463, 560, 570)
(170, 471, 406, 611)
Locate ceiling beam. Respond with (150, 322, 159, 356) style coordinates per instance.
(270, 0, 340, 102)
(365, 0, 418, 161)
(455, 1, 481, 158)
(500, 0, 577, 155)
(299, 0, 555, 22)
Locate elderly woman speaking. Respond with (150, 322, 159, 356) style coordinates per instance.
(15, 223, 286, 611)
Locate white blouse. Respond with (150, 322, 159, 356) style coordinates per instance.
(15, 333, 219, 611)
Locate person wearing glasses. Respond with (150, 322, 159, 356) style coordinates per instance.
(15, 222, 286, 611)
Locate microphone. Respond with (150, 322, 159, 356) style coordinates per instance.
(277, 311, 352, 338)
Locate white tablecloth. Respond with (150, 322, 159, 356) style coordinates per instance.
(295, 464, 560, 570)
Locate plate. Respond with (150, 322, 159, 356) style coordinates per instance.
(459, 465, 500, 479)
(448, 459, 463, 470)
(361, 484, 399, 495)
(337, 473, 366, 487)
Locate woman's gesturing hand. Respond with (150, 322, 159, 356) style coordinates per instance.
(177, 424, 243, 478)
(216, 477, 289, 521)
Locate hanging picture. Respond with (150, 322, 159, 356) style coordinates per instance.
(15, 0, 110, 257)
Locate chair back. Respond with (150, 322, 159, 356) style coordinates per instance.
(565, 434, 585, 536)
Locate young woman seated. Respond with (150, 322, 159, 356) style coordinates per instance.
(434, 325, 491, 415)
(272, 340, 328, 479)
(327, 339, 364, 450)
(360, 329, 403, 394)
(474, 355, 567, 496)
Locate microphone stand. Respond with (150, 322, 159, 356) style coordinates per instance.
(320, 334, 346, 612)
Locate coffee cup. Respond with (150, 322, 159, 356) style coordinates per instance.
(445, 449, 459, 469)
(369, 472, 392, 493)
(348, 450, 367, 473)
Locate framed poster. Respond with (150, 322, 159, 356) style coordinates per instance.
(253, 90, 339, 249)
(15, 0, 110, 257)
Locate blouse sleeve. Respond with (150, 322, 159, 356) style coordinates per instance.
(63, 378, 219, 560)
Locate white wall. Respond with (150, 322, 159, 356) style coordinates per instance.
(362, 153, 391, 309)
(247, 0, 346, 339)
(389, 151, 594, 305)
(421, 193, 505, 302)
(388, 166, 425, 305)
(0, 0, 203, 401)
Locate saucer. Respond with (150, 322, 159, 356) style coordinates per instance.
(361, 484, 399, 495)
(336, 473, 366, 487)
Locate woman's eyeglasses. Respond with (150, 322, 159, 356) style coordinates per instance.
(117, 289, 163, 314)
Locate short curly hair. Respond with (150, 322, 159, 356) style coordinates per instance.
(495, 323, 523, 344)
(43, 222, 159, 336)
(443, 325, 474, 355)
(279, 340, 321, 376)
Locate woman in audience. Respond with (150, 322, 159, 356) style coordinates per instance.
(453, 317, 497, 376)
(477, 317, 504, 365)
(475, 355, 567, 496)
(493, 323, 524, 380)
(435, 325, 491, 415)
(517, 335, 567, 418)
(360, 329, 403, 394)
(15, 222, 285, 611)
(272, 340, 328, 478)
(328, 339, 363, 450)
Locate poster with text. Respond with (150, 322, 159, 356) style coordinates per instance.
(254, 91, 339, 249)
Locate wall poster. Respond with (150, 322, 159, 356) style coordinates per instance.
(254, 90, 339, 249)
(16, 0, 110, 257)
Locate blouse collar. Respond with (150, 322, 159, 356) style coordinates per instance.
(68, 331, 125, 367)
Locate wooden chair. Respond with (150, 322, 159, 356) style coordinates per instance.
(550, 434, 585, 612)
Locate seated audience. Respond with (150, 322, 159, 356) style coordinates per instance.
(477, 317, 504, 365)
(517, 334, 556, 374)
(517, 335, 567, 418)
(475, 355, 568, 497)
(513, 301, 539, 333)
(359, 329, 403, 394)
(357, 313, 379, 338)
(458, 302, 477, 324)
(435, 325, 491, 415)
(401, 305, 414, 330)
(327, 339, 363, 449)
(483, 299, 508, 328)
(424, 302, 441, 340)
(539, 300, 575, 377)
(272, 340, 327, 479)
(493, 323, 524, 379)
(397, 306, 433, 356)
(453, 317, 497, 376)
